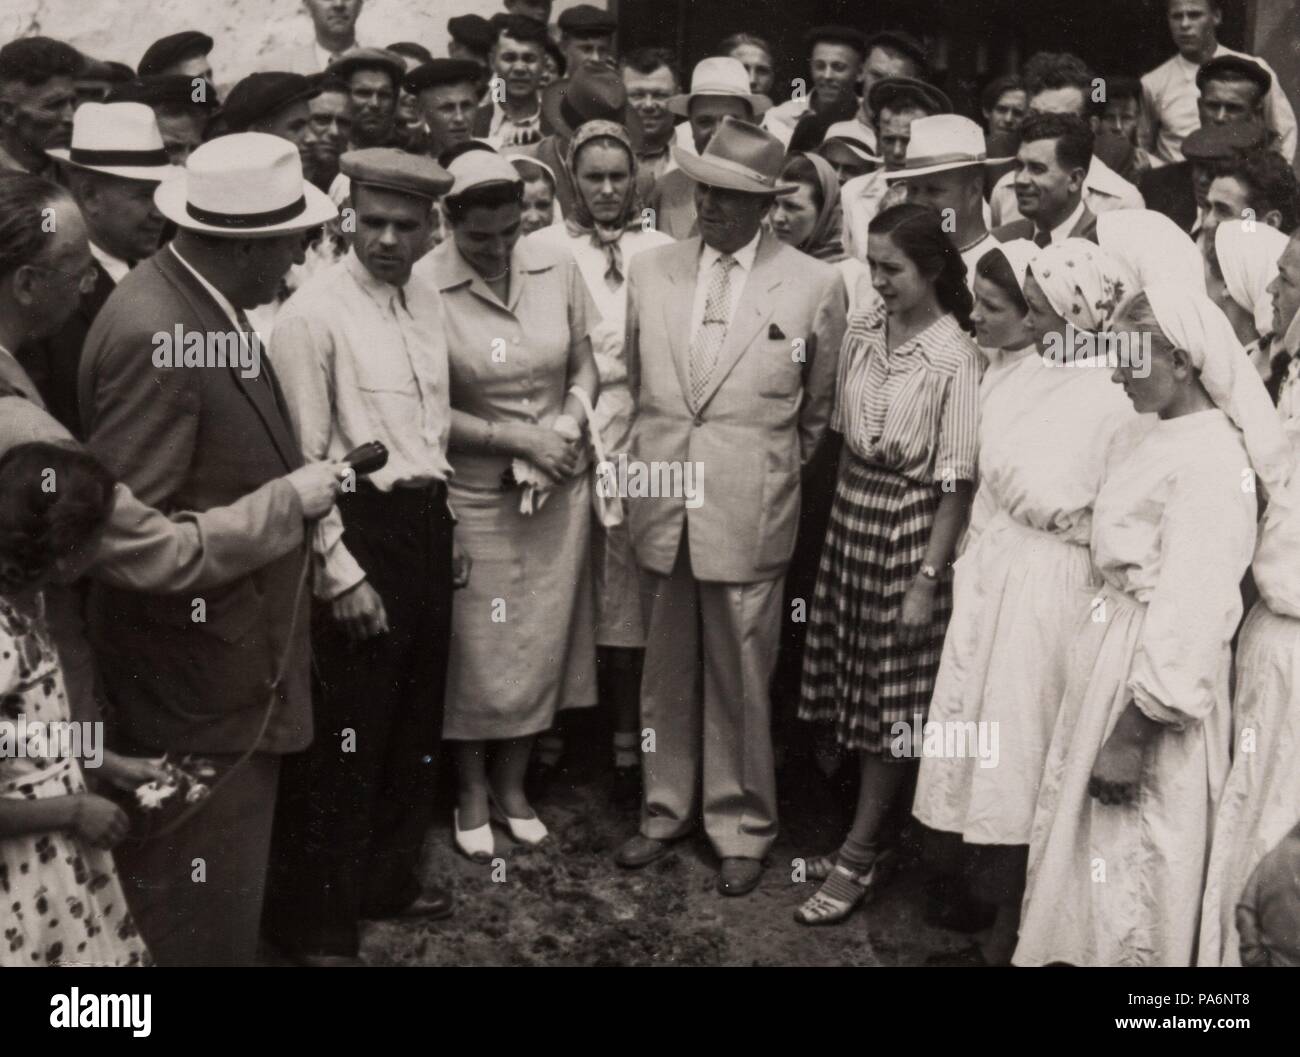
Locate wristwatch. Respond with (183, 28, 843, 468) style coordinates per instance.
(918, 563, 940, 581)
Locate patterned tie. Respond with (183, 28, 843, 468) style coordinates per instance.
(689, 254, 737, 408)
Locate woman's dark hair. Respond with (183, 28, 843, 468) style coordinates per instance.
(0, 442, 116, 594)
(0, 172, 73, 283)
(444, 179, 525, 225)
(974, 247, 1029, 316)
(868, 202, 975, 332)
(980, 74, 1025, 115)
(779, 154, 825, 215)
(510, 157, 556, 192)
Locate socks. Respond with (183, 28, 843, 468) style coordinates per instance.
(613, 731, 638, 770)
(838, 834, 879, 874)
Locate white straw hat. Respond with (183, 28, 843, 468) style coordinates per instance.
(154, 132, 337, 237)
(46, 102, 182, 182)
(667, 56, 771, 118)
(883, 114, 1012, 182)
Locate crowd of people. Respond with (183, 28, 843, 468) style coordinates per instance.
(2, 0, 1300, 968)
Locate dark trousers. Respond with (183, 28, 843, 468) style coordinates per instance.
(264, 480, 454, 956)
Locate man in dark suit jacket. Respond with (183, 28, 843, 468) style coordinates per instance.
(992, 111, 1099, 246)
(18, 100, 179, 437)
(79, 133, 339, 966)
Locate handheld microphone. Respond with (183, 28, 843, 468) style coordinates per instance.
(338, 441, 389, 479)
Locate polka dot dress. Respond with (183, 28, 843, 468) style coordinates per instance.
(1, 595, 150, 967)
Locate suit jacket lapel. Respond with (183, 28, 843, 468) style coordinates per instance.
(696, 232, 781, 412)
(1071, 204, 1099, 243)
(155, 250, 300, 471)
(662, 239, 699, 408)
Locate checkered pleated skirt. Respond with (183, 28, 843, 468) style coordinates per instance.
(798, 456, 953, 756)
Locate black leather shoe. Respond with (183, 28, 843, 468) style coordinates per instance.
(717, 857, 764, 897)
(614, 833, 673, 868)
(365, 885, 454, 922)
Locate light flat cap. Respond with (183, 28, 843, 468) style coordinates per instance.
(329, 47, 406, 86)
(340, 147, 454, 200)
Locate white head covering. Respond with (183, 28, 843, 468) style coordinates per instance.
(1143, 282, 1292, 495)
(1097, 209, 1205, 313)
(1214, 220, 1289, 340)
(1028, 238, 1124, 332)
(986, 237, 1037, 296)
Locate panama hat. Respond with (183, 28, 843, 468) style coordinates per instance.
(883, 114, 1013, 181)
(47, 101, 182, 182)
(154, 132, 337, 236)
(667, 56, 771, 119)
(672, 115, 796, 196)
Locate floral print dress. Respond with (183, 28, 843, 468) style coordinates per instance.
(1, 595, 149, 967)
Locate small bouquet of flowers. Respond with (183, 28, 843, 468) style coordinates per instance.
(117, 755, 217, 841)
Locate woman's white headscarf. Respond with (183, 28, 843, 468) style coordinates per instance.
(1097, 208, 1205, 312)
(1143, 281, 1292, 495)
(1214, 220, 1289, 340)
(1028, 238, 1124, 332)
(986, 237, 1037, 297)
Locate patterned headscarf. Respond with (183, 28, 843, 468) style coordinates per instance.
(565, 119, 644, 291)
(782, 151, 846, 262)
(1096, 208, 1205, 314)
(1028, 238, 1125, 332)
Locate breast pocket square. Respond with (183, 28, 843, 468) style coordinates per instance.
(768, 323, 786, 340)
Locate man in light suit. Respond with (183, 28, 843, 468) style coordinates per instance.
(262, 0, 366, 76)
(614, 117, 847, 896)
(79, 133, 340, 965)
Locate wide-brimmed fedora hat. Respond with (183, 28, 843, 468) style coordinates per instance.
(672, 115, 796, 196)
(541, 60, 643, 147)
(154, 132, 337, 236)
(883, 114, 1013, 181)
(47, 101, 182, 182)
(667, 56, 771, 119)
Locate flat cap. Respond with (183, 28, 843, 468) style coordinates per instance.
(448, 14, 495, 54)
(340, 147, 454, 200)
(804, 25, 868, 55)
(1183, 120, 1269, 161)
(864, 29, 928, 70)
(108, 73, 220, 110)
(1196, 54, 1272, 96)
(489, 13, 550, 46)
(222, 72, 320, 131)
(138, 31, 213, 77)
(868, 76, 951, 118)
(446, 148, 522, 197)
(558, 4, 618, 36)
(78, 57, 135, 84)
(405, 59, 484, 95)
(329, 47, 406, 86)
(387, 42, 434, 67)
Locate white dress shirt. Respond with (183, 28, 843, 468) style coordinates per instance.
(990, 154, 1143, 227)
(89, 242, 129, 285)
(690, 230, 761, 342)
(1047, 199, 1088, 245)
(1139, 44, 1298, 164)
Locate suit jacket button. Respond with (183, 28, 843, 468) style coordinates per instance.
(693, 415, 703, 427)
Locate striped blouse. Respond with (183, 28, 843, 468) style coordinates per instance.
(832, 298, 982, 486)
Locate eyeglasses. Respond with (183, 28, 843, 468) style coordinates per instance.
(30, 261, 99, 294)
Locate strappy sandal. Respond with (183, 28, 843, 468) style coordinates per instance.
(793, 851, 897, 926)
(799, 854, 838, 882)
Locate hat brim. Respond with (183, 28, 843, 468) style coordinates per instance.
(882, 156, 1014, 181)
(667, 90, 771, 119)
(47, 148, 184, 184)
(539, 78, 645, 151)
(672, 144, 796, 196)
(154, 176, 337, 236)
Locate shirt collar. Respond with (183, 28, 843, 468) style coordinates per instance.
(170, 243, 241, 327)
(700, 229, 762, 274)
(0, 344, 41, 406)
(344, 247, 409, 314)
(491, 95, 541, 134)
(317, 38, 358, 71)
(1048, 198, 1087, 244)
(89, 241, 129, 284)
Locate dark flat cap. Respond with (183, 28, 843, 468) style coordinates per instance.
(387, 42, 434, 66)
(1183, 120, 1269, 161)
(804, 25, 868, 55)
(138, 31, 213, 77)
(222, 72, 321, 131)
(78, 57, 135, 83)
(1196, 54, 1272, 96)
(405, 59, 484, 95)
(558, 4, 618, 36)
(108, 73, 220, 110)
(448, 14, 494, 54)
(340, 147, 454, 200)
(868, 76, 951, 118)
(330, 47, 406, 86)
(489, 13, 550, 46)
(864, 29, 928, 69)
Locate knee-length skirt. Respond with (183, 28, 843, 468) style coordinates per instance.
(798, 456, 951, 756)
(443, 474, 597, 741)
(1198, 601, 1300, 966)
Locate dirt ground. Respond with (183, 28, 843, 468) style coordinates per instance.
(358, 720, 987, 968)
